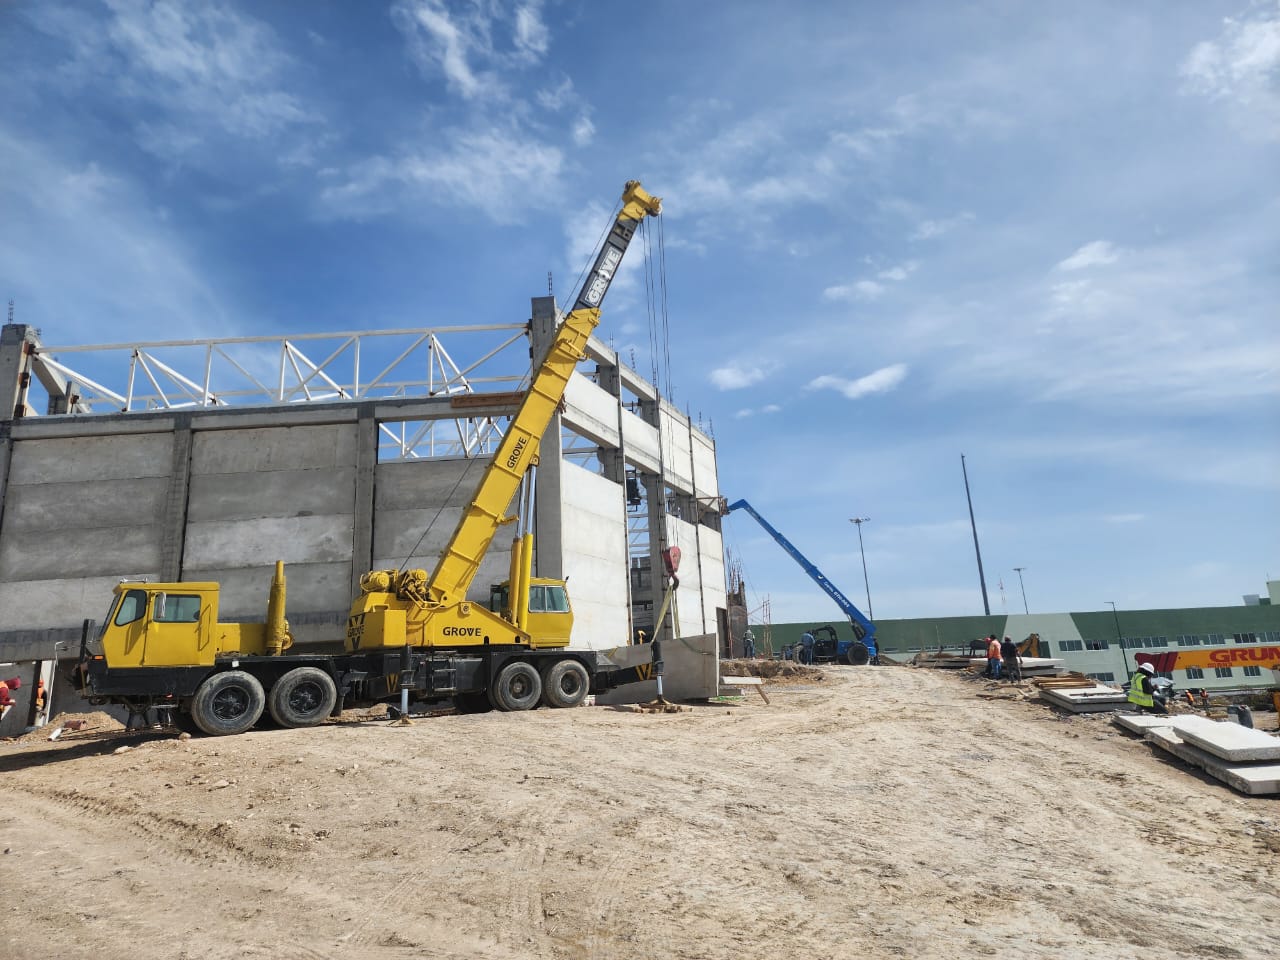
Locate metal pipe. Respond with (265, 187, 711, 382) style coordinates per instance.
(961, 454, 991, 616)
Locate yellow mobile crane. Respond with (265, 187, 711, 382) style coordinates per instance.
(77, 181, 664, 735)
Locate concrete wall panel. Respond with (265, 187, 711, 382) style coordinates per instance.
(373, 458, 516, 603)
(0, 575, 158, 632)
(6, 433, 172, 484)
(691, 433, 719, 499)
(183, 561, 352, 622)
(659, 403, 693, 492)
(564, 373, 621, 448)
(620, 411, 660, 473)
(665, 515, 707, 638)
(190, 424, 355, 474)
(560, 462, 628, 649)
(186, 468, 355, 522)
(1, 525, 161, 581)
(184, 516, 354, 569)
(1, 476, 168, 532)
(696, 526, 727, 630)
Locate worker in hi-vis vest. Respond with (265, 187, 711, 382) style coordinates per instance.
(1127, 662, 1166, 714)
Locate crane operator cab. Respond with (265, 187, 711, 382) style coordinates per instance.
(488, 578, 573, 649)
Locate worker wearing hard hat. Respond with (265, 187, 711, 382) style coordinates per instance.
(1127, 662, 1167, 714)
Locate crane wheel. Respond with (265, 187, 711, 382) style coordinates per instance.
(191, 670, 266, 736)
(842, 642, 870, 666)
(490, 661, 542, 712)
(541, 659, 590, 709)
(268, 667, 338, 728)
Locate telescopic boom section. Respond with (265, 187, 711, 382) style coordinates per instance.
(425, 181, 662, 606)
(726, 498, 877, 643)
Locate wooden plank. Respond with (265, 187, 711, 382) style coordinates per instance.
(721, 675, 763, 685)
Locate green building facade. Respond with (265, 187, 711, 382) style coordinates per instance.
(755, 592, 1280, 693)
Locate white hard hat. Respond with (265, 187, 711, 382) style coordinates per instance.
(1138, 663, 1155, 675)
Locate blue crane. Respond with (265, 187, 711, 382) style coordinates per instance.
(726, 499, 878, 664)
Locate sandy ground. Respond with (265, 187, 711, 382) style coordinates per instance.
(0, 666, 1277, 960)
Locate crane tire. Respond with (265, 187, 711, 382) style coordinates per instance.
(490, 661, 542, 712)
(268, 667, 338, 728)
(843, 642, 870, 667)
(191, 670, 266, 736)
(541, 659, 590, 709)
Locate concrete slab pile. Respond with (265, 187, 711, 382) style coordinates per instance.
(1113, 712, 1280, 795)
(1144, 727, 1280, 796)
(1036, 681, 1128, 713)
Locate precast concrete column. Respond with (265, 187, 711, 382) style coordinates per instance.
(594, 359, 634, 636)
(351, 403, 378, 598)
(0, 324, 38, 420)
(530, 296, 565, 579)
(159, 413, 194, 581)
(638, 394, 674, 641)
(685, 415, 708, 635)
(0, 425, 12, 544)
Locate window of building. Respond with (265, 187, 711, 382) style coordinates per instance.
(1087, 672, 1116, 682)
(1058, 639, 1083, 652)
(1244, 666, 1262, 678)
(1207, 633, 1224, 644)
(1158, 670, 1173, 680)
(1214, 667, 1234, 679)
(1085, 639, 1109, 651)
(1185, 666, 1204, 680)
(1232, 632, 1258, 644)
(1176, 635, 1201, 647)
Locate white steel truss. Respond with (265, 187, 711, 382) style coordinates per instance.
(31, 326, 531, 461)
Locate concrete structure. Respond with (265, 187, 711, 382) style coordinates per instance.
(763, 599, 1280, 694)
(1144, 726, 1280, 796)
(0, 312, 728, 683)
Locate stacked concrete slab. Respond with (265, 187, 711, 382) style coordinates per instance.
(1113, 713, 1280, 795)
(1038, 681, 1129, 713)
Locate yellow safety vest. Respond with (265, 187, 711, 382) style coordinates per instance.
(1128, 671, 1154, 708)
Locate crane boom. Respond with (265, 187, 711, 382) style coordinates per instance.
(425, 181, 662, 605)
(726, 498, 877, 652)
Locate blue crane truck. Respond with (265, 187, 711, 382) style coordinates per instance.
(726, 499, 877, 665)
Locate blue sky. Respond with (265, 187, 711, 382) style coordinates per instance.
(2, 1, 1277, 623)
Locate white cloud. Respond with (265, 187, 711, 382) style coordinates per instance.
(1182, 4, 1280, 138)
(911, 213, 975, 240)
(391, 0, 552, 101)
(28, 0, 316, 162)
(1056, 240, 1120, 271)
(807, 364, 908, 399)
(824, 261, 917, 302)
(513, 2, 550, 58)
(321, 124, 563, 223)
(733, 403, 781, 418)
(877, 261, 919, 282)
(571, 115, 595, 146)
(1105, 513, 1146, 524)
(0, 131, 228, 342)
(711, 365, 767, 390)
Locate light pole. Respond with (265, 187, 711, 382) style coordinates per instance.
(1013, 567, 1029, 615)
(848, 517, 873, 621)
(1107, 601, 1131, 678)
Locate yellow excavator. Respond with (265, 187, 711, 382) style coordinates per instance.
(77, 181, 665, 734)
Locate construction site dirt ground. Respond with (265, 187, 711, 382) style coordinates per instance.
(1, 667, 1277, 960)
